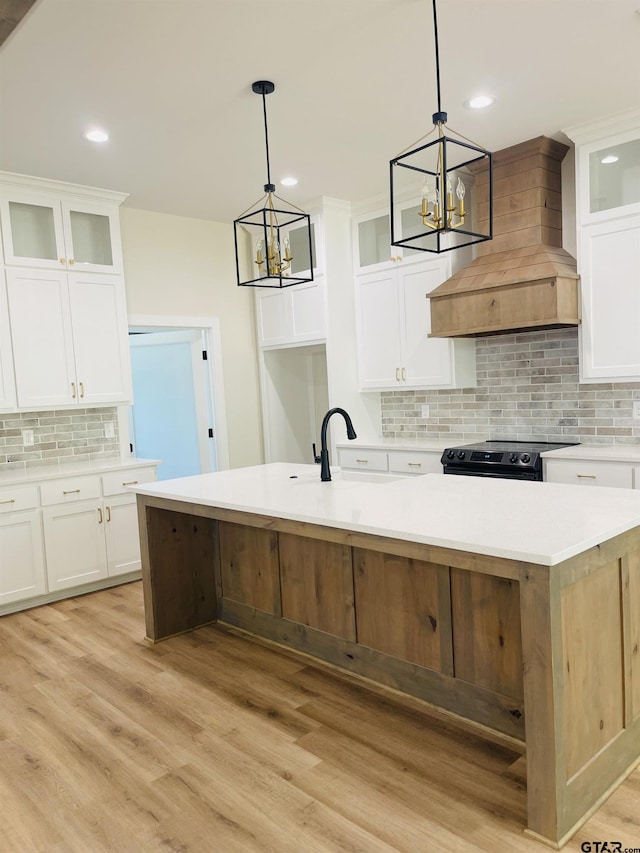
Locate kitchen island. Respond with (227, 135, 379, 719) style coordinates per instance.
(133, 463, 640, 849)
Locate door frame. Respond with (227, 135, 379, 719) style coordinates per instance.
(120, 314, 230, 471)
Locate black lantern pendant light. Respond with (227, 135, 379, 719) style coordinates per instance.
(389, 0, 493, 254)
(234, 81, 314, 288)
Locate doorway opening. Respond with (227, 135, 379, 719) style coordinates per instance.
(123, 315, 229, 481)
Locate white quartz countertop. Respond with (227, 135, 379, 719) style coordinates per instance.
(541, 444, 640, 463)
(131, 462, 640, 567)
(0, 457, 159, 487)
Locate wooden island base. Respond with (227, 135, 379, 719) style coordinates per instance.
(137, 493, 640, 849)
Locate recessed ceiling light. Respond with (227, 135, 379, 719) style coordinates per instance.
(280, 176, 298, 187)
(464, 95, 495, 110)
(601, 154, 619, 165)
(84, 128, 109, 143)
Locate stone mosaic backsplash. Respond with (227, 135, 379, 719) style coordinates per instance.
(382, 328, 640, 444)
(0, 408, 120, 470)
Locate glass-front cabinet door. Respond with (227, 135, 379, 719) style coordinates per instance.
(0, 191, 122, 273)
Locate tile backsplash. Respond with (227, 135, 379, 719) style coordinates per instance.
(382, 328, 640, 444)
(0, 408, 120, 470)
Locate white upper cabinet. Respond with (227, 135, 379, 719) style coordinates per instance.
(0, 174, 126, 274)
(254, 215, 327, 348)
(0, 275, 17, 411)
(355, 255, 476, 391)
(353, 202, 428, 273)
(564, 110, 640, 382)
(6, 268, 132, 409)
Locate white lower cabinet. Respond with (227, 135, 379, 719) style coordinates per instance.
(355, 257, 475, 391)
(0, 486, 46, 605)
(543, 458, 636, 489)
(338, 447, 388, 472)
(387, 449, 443, 475)
(43, 498, 108, 591)
(338, 446, 443, 476)
(0, 463, 156, 608)
(41, 468, 154, 592)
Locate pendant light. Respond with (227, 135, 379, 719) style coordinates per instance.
(234, 81, 314, 288)
(389, 0, 493, 254)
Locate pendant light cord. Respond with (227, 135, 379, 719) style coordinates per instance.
(261, 92, 273, 188)
(432, 0, 442, 114)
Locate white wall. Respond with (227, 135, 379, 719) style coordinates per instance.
(119, 207, 263, 469)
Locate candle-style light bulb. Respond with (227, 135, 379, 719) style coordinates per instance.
(283, 236, 292, 262)
(256, 239, 264, 264)
(446, 176, 454, 211)
(456, 177, 466, 216)
(421, 180, 430, 216)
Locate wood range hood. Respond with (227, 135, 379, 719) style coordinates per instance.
(428, 136, 580, 338)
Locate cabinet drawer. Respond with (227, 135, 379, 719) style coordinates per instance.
(338, 448, 388, 472)
(102, 467, 156, 497)
(40, 475, 101, 505)
(544, 459, 634, 489)
(0, 484, 40, 514)
(388, 450, 443, 475)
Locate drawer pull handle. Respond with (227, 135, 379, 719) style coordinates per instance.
(407, 462, 422, 467)
(395, 368, 400, 382)
(576, 474, 597, 479)
(122, 480, 138, 486)
(63, 488, 81, 495)
(401, 367, 406, 381)
(98, 507, 103, 523)
(79, 381, 84, 398)
(71, 382, 76, 399)
(355, 459, 369, 464)
(106, 506, 111, 522)
(0, 498, 16, 505)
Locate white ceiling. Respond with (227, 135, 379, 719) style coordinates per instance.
(1, 0, 639, 223)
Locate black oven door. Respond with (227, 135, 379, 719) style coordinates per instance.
(442, 465, 540, 481)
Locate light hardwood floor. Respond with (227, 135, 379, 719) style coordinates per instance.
(0, 581, 638, 853)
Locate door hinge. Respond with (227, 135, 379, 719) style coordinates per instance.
(208, 428, 214, 438)
(202, 350, 208, 360)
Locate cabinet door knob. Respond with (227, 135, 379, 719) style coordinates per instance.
(97, 507, 103, 523)
(71, 382, 76, 399)
(60, 258, 66, 264)
(69, 258, 75, 265)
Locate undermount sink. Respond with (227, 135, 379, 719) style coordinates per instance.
(291, 469, 404, 486)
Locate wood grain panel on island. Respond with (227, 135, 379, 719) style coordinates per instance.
(135, 483, 640, 850)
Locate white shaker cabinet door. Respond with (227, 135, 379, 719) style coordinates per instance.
(43, 500, 108, 591)
(401, 261, 455, 388)
(103, 494, 142, 577)
(580, 215, 640, 381)
(6, 267, 77, 408)
(68, 273, 132, 405)
(0, 275, 17, 410)
(356, 269, 402, 389)
(0, 510, 47, 605)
